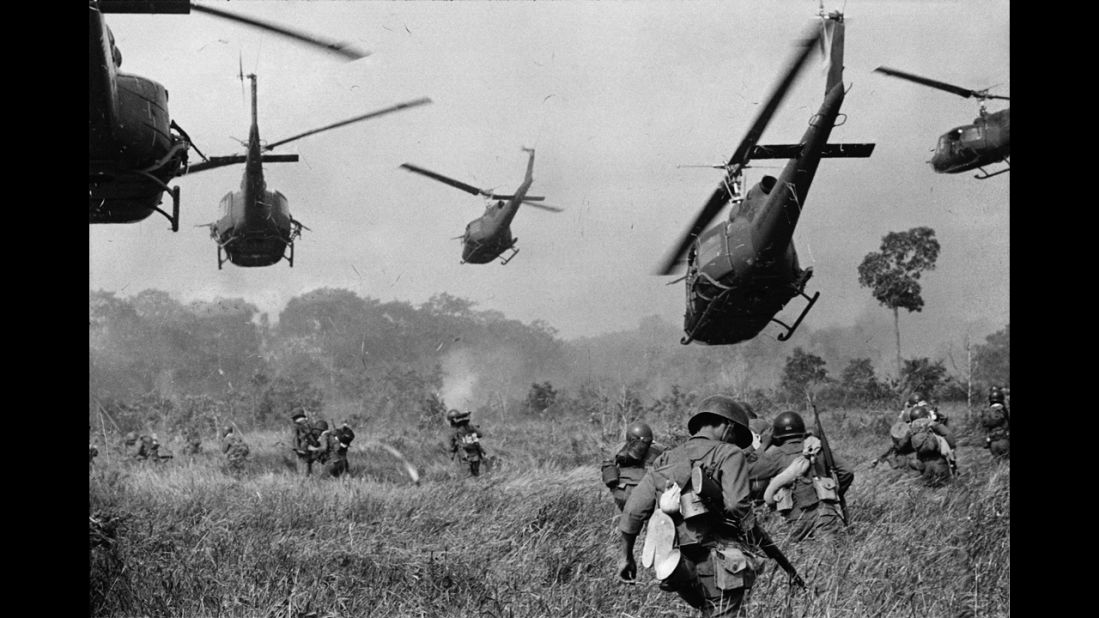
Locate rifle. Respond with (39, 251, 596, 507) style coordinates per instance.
(750, 520, 806, 589)
(806, 391, 849, 526)
(694, 466, 806, 590)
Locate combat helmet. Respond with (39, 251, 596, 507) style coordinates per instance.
(909, 404, 931, 421)
(988, 387, 1005, 405)
(447, 409, 471, 426)
(771, 411, 807, 442)
(687, 395, 752, 448)
(625, 421, 654, 444)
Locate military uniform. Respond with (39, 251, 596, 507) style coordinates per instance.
(606, 443, 664, 510)
(222, 429, 250, 471)
(750, 437, 854, 543)
(981, 397, 1010, 460)
(292, 414, 320, 475)
(620, 437, 762, 617)
(322, 424, 355, 478)
(450, 423, 485, 476)
(618, 397, 766, 618)
(908, 417, 957, 485)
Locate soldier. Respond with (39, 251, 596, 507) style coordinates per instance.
(602, 421, 664, 511)
(89, 444, 99, 465)
(907, 405, 957, 485)
(749, 411, 854, 543)
(981, 386, 1010, 459)
(308, 418, 331, 467)
(898, 394, 921, 423)
(617, 396, 766, 617)
(123, 431, 141, 459)
(447, 409, 486, 476)
(182, 427, 202, 456)
(320, 420, 355, 478)
(291, 410, 320, 475)
(222, 426, 250, 471)
(746, 418, 772, 507)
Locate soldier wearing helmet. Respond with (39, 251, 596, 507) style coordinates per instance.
(617, 395, 769, 616)
(749, 411, 854, 543)
(899, 394, 922, 423)
(317, 420, 356, 478)
(447, 409, 486, 476)
(981, 386, 1010, 459)
(602, 421, 664, 510)
(906, 404, 957, 485)
(291, 409, 320, 476)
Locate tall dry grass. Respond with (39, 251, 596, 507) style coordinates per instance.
(89, 404, 1008, 617)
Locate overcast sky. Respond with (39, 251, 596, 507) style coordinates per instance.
(91, 0, 1009, 350)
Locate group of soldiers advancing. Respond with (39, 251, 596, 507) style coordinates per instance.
(291, 409, 356, 478)
(604, 396, 853, 617)
(604, 385, 1009, 616)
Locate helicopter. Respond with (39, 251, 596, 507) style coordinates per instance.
(188, 73, 431, 269)
(656, 10, 874, 346)
(89, 0, 368, 232)
(399, 148, 561, 265)
(873, 66, 1009, 179)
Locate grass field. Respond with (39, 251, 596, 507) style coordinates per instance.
(89, 403, 1009, 617)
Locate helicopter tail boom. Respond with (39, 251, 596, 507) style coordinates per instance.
(750, 143, 874, 159)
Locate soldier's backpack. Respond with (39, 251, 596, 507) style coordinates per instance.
(890, 421, 913, 453)
(980, 404, 1009, 430)
(909, 418, 941, 458)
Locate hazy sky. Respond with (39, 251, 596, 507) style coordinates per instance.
(91, 0, 1009, 349)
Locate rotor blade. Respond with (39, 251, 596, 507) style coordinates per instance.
(522, 200, 563, 212)
(873, 66, 1009, 101)
(724, 28, 820, 170)
(400, 163, 490, 198)
(190, 3, 370, 61)
(656, 184, 731, 275)
(656, 29, 819, 276)
(263, 98, 432, 151)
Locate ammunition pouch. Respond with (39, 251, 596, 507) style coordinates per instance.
(711, 545, 761, 591)
(773, 487, 794, 513)
(791, 479, 820, 510)
(812, 476, 839, 503)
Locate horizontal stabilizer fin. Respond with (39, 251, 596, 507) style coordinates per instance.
(750, 143, 875, 159)
(184, 153, 300, 175)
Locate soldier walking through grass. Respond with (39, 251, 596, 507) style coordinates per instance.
(749, 411, 854, 543)
(602, 421, 664, 511)
(617, 396, 769, 617)
(981, 386, 1009, 460)
(319, 420, 355, 478)
(222, 426, 250, 471)
(447, 409, 486, 477)
(291, 410, 320, 475)
(906, 404, 957, 485)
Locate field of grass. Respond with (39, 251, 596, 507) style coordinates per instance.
(89, 403, 1009, 617)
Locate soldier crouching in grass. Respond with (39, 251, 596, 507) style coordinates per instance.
(222, 426, 250, 472)
(617, 396, 768, 618)
(602, 421, 663, 511)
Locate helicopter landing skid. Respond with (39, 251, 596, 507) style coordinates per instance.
(772, 289, 820, 342)
(284, 241, 295, 268)
(499, 240, 520, 265)
(132, 169, 180, 231)
(974, 160, 1009, 180)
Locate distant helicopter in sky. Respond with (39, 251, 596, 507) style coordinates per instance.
(657, 10, 875, 346)
(399, 148, 561, 265)
(874, 66, 1009, 179)
(188, 73, 431, 268)
(89, 0, 369, 232)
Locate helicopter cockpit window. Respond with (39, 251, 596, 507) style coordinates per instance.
(697, 232, 723, 266)
(959, 126, 982, 143)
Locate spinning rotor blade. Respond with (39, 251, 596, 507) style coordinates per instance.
(656, 29, 819, 275)
(400, 163, 491, 198)
(873, 66, 1009, 101)
(190, 3, 370, 61)
(522, 200, 563, 212)
(264, 98, 432, 151)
